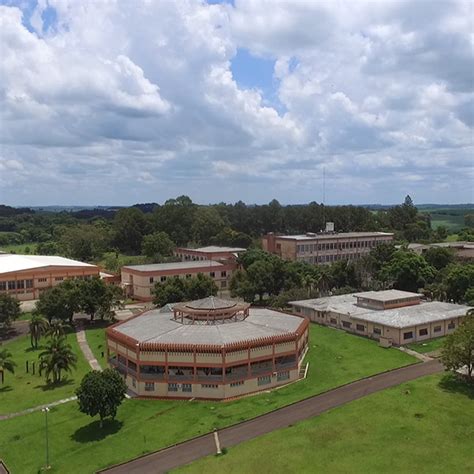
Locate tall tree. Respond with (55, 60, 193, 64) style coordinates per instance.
(113, 207, 149, 254)
(29, 315, 49, 349)
(191, 207, 226, 244)
(142, 231, 175, 260)
(424, 247, 454, 271)
(444, 264, 474, 303)
(381, 251, 435, 293)
(441, 312, 474, 381)
(76, 369, 127, 428)
(0, 294, 21, 331)
(0, 348, 16, 384)
(39, 337, 78, 384)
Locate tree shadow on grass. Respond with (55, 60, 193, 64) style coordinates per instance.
(71, 419, 123, 443)
(0, 385, 13, 393)
(439, 373, 474, 399)
(34, 378, 74, 391)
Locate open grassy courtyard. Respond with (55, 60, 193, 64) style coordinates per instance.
(407, 336, 446, 354)
(0, 331, 90, 414)
(177, 374, 474, 474)
(0, 323, 416, 473)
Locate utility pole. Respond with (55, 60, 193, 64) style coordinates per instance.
(42, 407, 51, 470)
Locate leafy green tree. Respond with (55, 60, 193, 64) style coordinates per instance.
(142, 231, 175, 260)
(113, 207, 149, 254)
(441, 312, 474, 381)
(39, 337, 78, 384)
(191, 207, 226, 244)
(229, 269, 256, 303)
(434, 225, 448, 241)
(78, 277, 108, 321)
(35, 282, 81, 324)
(464, 214, 474, 228)
(187, 273, 218, 300)
(381, 251, 435, 293)
(444, 264, 474, 303)
(424, 247, 455, 270)
(29, 315, 49, 349)
(209, 227, 252, 248)
(0, 293, 21, 330)
(0, 348, 16, 384)
(152, 276, 187, 307)
(247, 260, 275, 302)
(58, 223, 111, 261)
(465, 288, 474, 306)
(46, 320, 67, 339)
(76, 369, 127, 428)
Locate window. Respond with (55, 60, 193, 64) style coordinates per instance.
(230, 381, 244, 387)
(182, 383, 192, 393)
(448, 322, 455, 330)
(419, 328, 428, 336)
(201, 384, 218, 389)
(145, 382, 155, 392)
(221, 271, 227, 277)
(0, 282, 6, 291)
(132, 378, 136, 388)
(277, 371, 290, 381)
(342, 321, 352, 329)
(221, 281, 227, 288)
(186, 274, 192, 279)
(160, 276, 167, 282)
(330, 318, 337, 325)
(373, 327, 382, 335)
(433, 326, 442, 333)
(8, 281, 16, 290)
(257, 375, 271, 386)
(210, 272, 215, 278)
(38, 277, 47, 283)
(356, 324, 365, 332)
(25, 279, 33, 289)
(55, 277, 64, 281)
(17, 280, 25, 289)
(168, 383, 178, 392)
(149, 277, 154, 284)
(403, 331, 413, 340)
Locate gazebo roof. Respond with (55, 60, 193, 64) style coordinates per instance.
(183, 296, 238, 311)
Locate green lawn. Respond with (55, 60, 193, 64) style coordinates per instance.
(177, 374, 474, 474)
(0, 324, 416, 473)
(83, 324, 109, 369)
(407, 337, 446, 354)
(0, 331, 90, 414)
(17, 312, 34, 321)
(0, 242, 38, 254)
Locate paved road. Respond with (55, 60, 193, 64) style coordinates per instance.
(102, 359, 443, 474)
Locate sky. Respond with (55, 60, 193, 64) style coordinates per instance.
(0, 0, 473, 206)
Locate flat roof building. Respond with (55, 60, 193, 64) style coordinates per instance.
(290, 290, 471, 346)
(106, 296, 309, 399)
(174, 245, 246, 263)
(263, 230, 393, 265)
(121, 260, 235, 301)
(0, 254, 99, 301)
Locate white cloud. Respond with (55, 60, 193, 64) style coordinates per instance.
(0, 0, 472, 206)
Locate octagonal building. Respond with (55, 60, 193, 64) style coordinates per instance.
(106, 297, 309, 399)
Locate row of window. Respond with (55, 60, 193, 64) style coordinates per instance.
(149, 270, 228, 284)
(297, 240, 383, 254)
(0, 274, 94, 292)
(403, 323, 455, 340)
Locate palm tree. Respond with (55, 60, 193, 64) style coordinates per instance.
(302, 274, 318, 298)
(39, 337, 77, 384)
(46, 320, 67, 339)
(0, 348, 16, 384)
(29, 315, 49, 349)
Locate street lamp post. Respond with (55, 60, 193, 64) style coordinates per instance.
(42, 407, 50, 470)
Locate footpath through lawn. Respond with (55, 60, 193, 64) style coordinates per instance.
(176, 373, 474, 474)
(0, 324, 416, 473)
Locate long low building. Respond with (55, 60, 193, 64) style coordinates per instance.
(0, 254, 99, 301)
(174, 245, 246, 262)
(290, 290, 471, 345)
(106, 296, 309, 399)
(263, 228, 393, 265)
(121, 260, 235, 301)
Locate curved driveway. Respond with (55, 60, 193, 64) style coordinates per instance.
(101, 359, 443, 474)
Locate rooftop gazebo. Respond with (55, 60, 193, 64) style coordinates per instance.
(172, 296, 250, 324)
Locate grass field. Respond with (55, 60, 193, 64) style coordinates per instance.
(83, 324, 109, 369)
(0, 242, 39, 254)
(0, 331, 90, 414)
(0, 324, 416, 473)
(420, 207, 470, 231)
(407, 337, 446, 354)
(177, 374, 474, 474)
